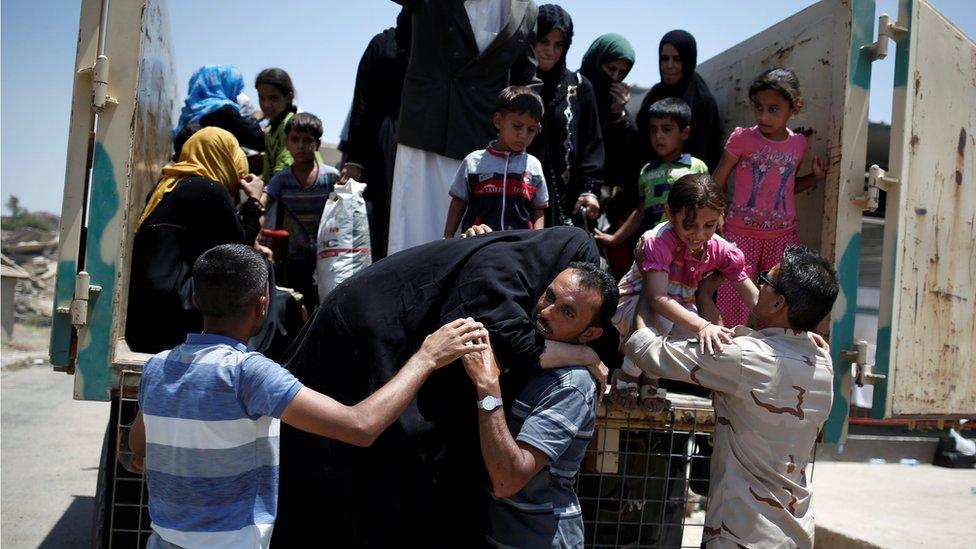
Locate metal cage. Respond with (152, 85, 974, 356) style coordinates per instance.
(103, 370, 153, 548)
(578, 393, 716, 548)
(100, 376, 717, 549)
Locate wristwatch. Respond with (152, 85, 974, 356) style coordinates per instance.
(476, 395, 503, 411)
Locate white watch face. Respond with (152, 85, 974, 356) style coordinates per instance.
(478, 396, 502, 411)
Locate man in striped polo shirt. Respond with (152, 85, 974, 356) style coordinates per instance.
(461, 262, 619, 548)
(126, 244, 487, 549)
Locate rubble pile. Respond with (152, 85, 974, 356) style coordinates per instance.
(1, 226, 59, 325)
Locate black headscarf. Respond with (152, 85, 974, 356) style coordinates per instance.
(637, 30, 723, 169)
(536, 4, 574, 103)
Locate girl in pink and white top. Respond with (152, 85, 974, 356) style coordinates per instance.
(712, 68, 827, 327)
(610, 174, 758, 410)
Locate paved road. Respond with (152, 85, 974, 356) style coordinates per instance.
(814, 461, 976, 548)
(1, 363, 106, 548)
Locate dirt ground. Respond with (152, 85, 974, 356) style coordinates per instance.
(1, 322, 52, 370)
(1, 322, 107, 548)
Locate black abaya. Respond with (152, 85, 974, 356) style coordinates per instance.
(636, 30, 723, 172)
(272, 227, 603, 547)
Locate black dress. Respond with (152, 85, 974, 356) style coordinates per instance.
(272, 227, 603, 547)
(343, 13, 410, 260)
(125, 176, 263, 354)
(529, 5, 605, 228)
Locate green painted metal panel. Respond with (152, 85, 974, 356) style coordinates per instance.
(52, 0, 177, 400)
(822, 0, 877, 442)
(75, 143, 121, 400)
(49, 259, 76, 367)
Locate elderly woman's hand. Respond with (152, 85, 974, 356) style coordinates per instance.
(239, 174, 264, 199)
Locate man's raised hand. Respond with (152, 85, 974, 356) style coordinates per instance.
(460, 334, 501, 390)
(419, 318, 488, 369)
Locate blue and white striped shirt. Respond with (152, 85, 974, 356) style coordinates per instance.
(138, 333, 303, 549)
(486, 367, 597, 548)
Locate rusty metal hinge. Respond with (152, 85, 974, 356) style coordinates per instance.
(54, 271, 102, 328)
(841, 340, 887, 387)
(853, 165, 900, 213)
(861, 14, 909, 61)
(76, 54, 118, 113)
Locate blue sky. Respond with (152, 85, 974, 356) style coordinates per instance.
(2, 0, 973, 214)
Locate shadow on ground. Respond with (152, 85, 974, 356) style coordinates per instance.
(37, 495, 93, 549)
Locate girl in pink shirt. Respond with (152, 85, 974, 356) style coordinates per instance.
(611, 174, 758, 410)
(712, 68, 826, 327)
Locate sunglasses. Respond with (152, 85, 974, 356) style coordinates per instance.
(758, 270, 789, 303)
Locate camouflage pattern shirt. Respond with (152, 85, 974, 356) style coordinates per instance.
(625, 326, 833, 549)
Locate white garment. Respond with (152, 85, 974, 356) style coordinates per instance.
(464, 0, 509, 53)
(387, 145, 463, 255)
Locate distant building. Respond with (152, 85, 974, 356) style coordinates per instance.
(1, 255, 31, 341)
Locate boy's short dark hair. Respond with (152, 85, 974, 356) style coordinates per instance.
(777, 245, 839, 331)
(495, 86, 544, 122)
(568, 261, 619, 327)
(193, 244, 269, 319)
(285, 112, 323, 140)
(647, 97, 692, 129)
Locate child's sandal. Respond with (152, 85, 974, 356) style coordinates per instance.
(609, 370, 640, 410)
(640, 384, 669, 413)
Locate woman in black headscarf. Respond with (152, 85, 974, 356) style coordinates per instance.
(636, 30, 723, 170)
(528, 4, 605, 227)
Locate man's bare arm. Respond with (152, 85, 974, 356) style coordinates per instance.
(462, 338, 549, 498)
(282, 318, 487, 447)
(117, 411, 147, 474)
(538, 340, 607, 395)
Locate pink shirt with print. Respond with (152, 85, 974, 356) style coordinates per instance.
(725, 126, 807, 238)
(618, 222, 750, 305)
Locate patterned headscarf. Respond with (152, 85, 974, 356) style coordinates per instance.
(138, 127, 248, 227)
(174, 65, 245, 136)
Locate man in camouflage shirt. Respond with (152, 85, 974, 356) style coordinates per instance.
(625, 245, 839, 548)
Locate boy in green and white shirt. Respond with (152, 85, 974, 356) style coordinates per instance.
(595, 97, 707, 245)
(637, 97, 709, 231)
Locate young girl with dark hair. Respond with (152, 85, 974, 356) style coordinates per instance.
(712, 67, 827, 328)
(610, 174, 758, 409)
(256, 68, 322, 182)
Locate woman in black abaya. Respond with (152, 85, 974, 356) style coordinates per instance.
(529, 4, 605, 228)
(635, 30, 723, 171)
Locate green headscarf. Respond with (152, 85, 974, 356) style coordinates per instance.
(579, 33, 636, 105)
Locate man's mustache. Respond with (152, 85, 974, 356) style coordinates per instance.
(533, 314, 551, 336)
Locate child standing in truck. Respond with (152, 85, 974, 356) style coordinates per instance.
(711, 67, 826, 327)
(255, 68, 322, 182)
(443, 86, 549, 237)
(260, 112, 339, 306)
